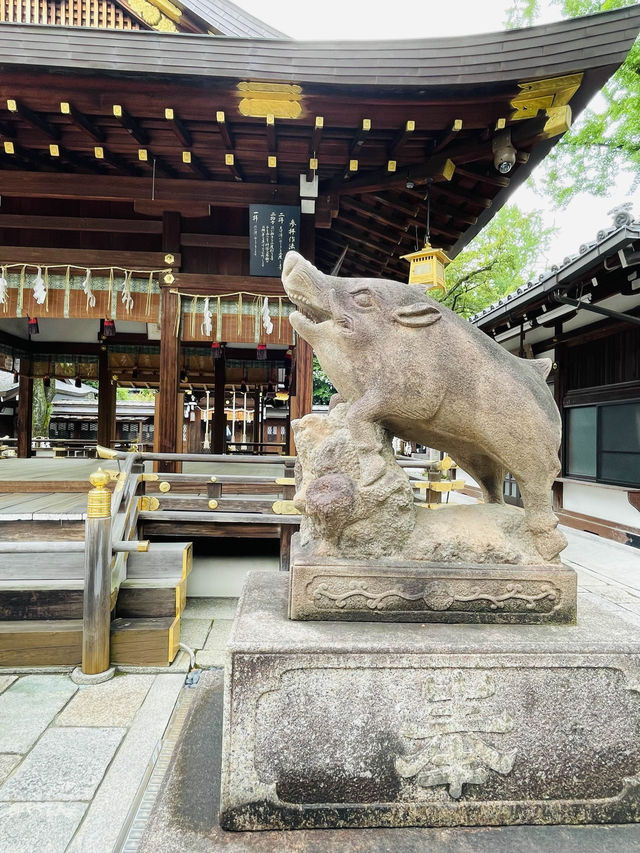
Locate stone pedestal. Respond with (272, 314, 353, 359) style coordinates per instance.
(220, 572, 640, 831)
(289, 536, 577, 624)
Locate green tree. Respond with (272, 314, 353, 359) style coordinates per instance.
(32, 378, 55, 437)
(506, 0, 640, 205)
(313, 355, 335, 405)
(435, 204, 553, 317)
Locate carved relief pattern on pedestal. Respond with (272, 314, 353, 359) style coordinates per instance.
(311, 578, 561, 613)
(395, 670, 517, 799)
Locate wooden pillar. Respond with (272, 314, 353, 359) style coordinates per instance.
(288, 217, 315, 454)
(97, 348, 116, 449)
(157, 289, 180, 472)
(553, 324, 567, 511)
(213, 356, 226, 454)
(16, 358, 33, 458)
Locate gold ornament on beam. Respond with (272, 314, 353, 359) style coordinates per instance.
(400, 182, 450, 294)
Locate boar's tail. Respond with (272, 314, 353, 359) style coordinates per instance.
(524, 357, 552, 381)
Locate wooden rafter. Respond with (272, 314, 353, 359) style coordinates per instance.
(112, 104, 149, 146)
(60, 102, 105, 143)
(164, 108, 192, 148)
(6, 98, 60, 140)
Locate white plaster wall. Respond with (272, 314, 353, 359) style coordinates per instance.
(562, 481, 640, 528)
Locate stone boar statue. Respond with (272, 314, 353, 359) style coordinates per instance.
(282, 251, 566, 562)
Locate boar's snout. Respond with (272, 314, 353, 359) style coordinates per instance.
(282, 251, 304, 279)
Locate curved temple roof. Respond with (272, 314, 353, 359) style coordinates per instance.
(0, 7, 637, 278)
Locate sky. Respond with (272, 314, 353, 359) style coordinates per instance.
(234, 0, 639, 274)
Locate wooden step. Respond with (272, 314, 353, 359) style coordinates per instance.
(0, 620, 82, 666)
(0, 520, 85, 541)
(126, 542, 192, 580)
(116, 578, 186, 619)
(0, 583, 83, 620)
(0, 552, 85, 581)
(110, 616, 180, 666)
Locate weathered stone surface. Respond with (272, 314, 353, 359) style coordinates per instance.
(0, 675, 76, 753)
(289, 536, 577, 624)
(196, 620, 234, 668)
(0, 802, 87, 853)
(0, 727, 124, 801)
(67, 674, 184, 853)
(293, 405, 415, 559)
(55, 674, 154, 727)
(282, 252, 566, 563)
(220, 573, 640, 831)
(0, 756, 19, 786)
(0, 676, 16, 696)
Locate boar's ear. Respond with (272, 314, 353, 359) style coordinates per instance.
(392, 303, 442, 328)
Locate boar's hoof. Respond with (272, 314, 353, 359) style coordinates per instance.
(305, 473, 356, 526)
(532, 526, 568, 562)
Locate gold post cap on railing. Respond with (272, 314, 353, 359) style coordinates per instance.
(87, 468, 112, 518)
(96, 445, 119, 460)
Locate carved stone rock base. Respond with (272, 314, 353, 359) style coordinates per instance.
(288, 535, 577, 624)
(220, 572, 640, 832)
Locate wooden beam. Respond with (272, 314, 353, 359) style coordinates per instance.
(157, 289, 180, 471)
(170, 273, 286, 297)
(0, 214, 163, 234)
(289, 218, 315, 454)
(213, 356, 226, 454)
(326, 155, 455, 196)
(0, 246, 178, 270)
(349, 118, 372, 160)
(180, 233, 249, 249)
(388, 120, 415, 160)
(455, 165, 510, 188)
(94, 145, 141, 177)
(97, 348, 116, 448)
(6, 98, 60, 140)
(431, 119, 463, 154)
(181, 150, 210, 180)
(0, 171, 298, 205)
(266, 114, 276, 155)
(16, 359, 33, 459)
(60, 101, 105, 143)
(216, 110, 234, 150)
(164, 107, 192, 148)
(224, 153, 244, 182)
(112, 104, 149, 146)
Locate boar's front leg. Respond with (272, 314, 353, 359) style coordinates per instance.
(345, 393, 389, 486)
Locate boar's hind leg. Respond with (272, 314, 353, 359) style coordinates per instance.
(518, 474, 567, 562)
(454, 452, 505, 505)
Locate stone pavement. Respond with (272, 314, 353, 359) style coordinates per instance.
(0, 597, 227, 853)
(1, 530, 639, 852)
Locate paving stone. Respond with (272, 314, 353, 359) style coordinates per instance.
(179, 618, 212, 650)
(67, 674, 185, 853)
(183, 597, 238, 620)
(0, 676, 16, 696)
(0, 756, 19, 786)
(0, 802, 87, 853)
(195, 619, 233, 668)
(0, 727, 124, 802)
(0, 675, 76, 753)
(55, 674, 155, 727)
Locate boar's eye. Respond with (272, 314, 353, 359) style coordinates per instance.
(351, 289, 374, 308)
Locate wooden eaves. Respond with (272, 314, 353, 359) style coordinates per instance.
(0, 7, 637, 279)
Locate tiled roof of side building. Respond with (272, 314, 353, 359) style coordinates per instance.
(179, 0, 290, 38)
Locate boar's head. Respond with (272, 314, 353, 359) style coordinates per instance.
(282, 251, 442, 397)
(282, 252, 442, 397)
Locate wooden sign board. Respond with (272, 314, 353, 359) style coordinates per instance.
(249, 204, 300, 277)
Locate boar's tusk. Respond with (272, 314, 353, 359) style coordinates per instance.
(392, 303, 442, 328)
